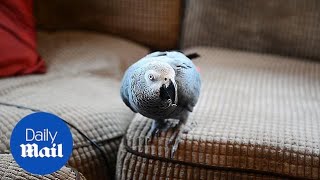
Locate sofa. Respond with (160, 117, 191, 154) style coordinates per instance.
(1, 1, 320, 179)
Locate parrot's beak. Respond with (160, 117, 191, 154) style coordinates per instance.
(169, 79, 178, 105)
(159, 79, 178, 106)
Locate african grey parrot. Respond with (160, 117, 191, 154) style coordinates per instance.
(120, 51, 201, 158)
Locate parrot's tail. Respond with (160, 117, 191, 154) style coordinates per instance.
(186, 53, 200, 60)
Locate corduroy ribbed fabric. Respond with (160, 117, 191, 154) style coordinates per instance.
(34, 0, 181, 50)
(117, 47, 320, 179)
(0, 30, 149, 179)
(181, 0, 320, 60)
(0, 154, 86, 180)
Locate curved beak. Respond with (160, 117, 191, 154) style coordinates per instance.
(169, 79, 178, 105)
(160, 79, 178, 105)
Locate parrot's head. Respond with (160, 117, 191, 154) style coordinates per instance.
(142, 61, 178, 109)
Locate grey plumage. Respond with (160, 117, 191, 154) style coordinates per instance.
(120, 51, 201, 158)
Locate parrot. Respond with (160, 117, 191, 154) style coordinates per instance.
(120, 51, 201, 158)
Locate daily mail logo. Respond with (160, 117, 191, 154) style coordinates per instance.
(10, 112, 73, 175)
(20, 129, 63, 158)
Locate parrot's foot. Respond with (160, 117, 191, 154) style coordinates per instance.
(145, 120, 174, 145)
(168, 121, 197, 158)
(168, 130, 178, 145)
(145, 127, 158, 145)
(168, 130, 185, 158)
(182, 121, 197, 134)
(167, 126, 181, 158)
(170, 133, 181, 159)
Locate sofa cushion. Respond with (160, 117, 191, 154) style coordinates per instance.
(37, 31, 148, 79)
(0, 31, 148, 179)
(117, 47, 320, 179)
(181, 0, 320, 60)
(0, 154, 86, 180)
(34, 0, 181, 50)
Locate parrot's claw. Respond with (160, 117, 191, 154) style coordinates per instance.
(144, 136, 151, 145)
(168, 120, 197, 158)
(168, 130, 178, 145)
(145, 124, 158, 144)
(170, 132, 181, 159)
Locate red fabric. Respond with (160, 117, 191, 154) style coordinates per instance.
(0, 0, 46, 78)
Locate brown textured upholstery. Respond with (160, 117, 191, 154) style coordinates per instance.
(117, 47, 320, 179)
(181, 0, 320, 60)
(0, 154, 86, 180)
(34, 0, 181, 50)
(0, 31, 148, 179)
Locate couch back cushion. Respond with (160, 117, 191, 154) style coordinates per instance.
(34, 0, 181, 50)
(181, 0, 320, 60)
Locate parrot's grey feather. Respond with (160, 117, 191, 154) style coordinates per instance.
(120, 59, 150, 112)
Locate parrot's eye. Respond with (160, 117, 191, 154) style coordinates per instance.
(148, 74, 154, 80)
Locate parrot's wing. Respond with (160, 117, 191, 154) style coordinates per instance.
(120, 71, 137, 113)
(149, 51, 193, 69)
(121, 88, 137, 113)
